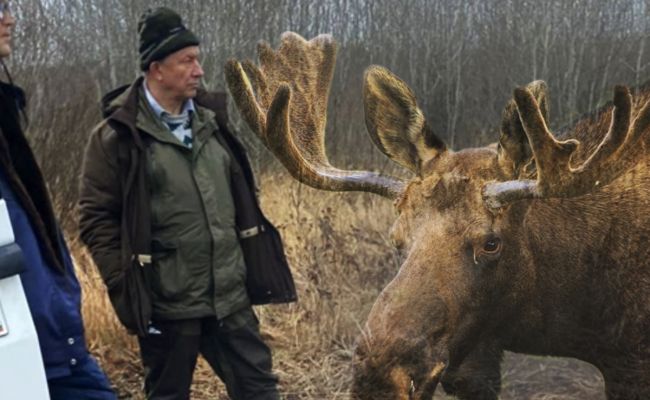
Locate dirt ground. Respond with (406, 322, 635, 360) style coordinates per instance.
(98, 345, 606, 399)
(470, 353, 604, 400)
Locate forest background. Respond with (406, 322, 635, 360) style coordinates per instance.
(6, 0, 650, 398)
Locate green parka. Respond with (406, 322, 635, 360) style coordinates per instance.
(78, 77, 296, 335)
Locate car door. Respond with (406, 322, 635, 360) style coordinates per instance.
(0, 198, 50, 400)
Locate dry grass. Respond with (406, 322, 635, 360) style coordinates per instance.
(71, 174, 605, 399)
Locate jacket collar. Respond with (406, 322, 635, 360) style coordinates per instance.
(0, 81, 26, 126)
(134, 83, 215, 152)
(142, 80, 196, 119)
(135, 84, 175, 145)
(103, 77, 226, 149)
(104, 77, 146, 149)
(0, 81, 26, 111)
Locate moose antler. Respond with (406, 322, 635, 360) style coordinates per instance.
(483, 85, 650, 209)
(225, 32, 405, 199)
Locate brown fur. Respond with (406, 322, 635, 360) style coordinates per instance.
(226, 33, 650, 400)
(352, 79, 650, 399)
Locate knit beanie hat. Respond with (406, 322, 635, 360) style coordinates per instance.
(138, 7, 200, 71)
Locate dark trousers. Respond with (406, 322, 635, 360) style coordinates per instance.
(138, 307, 279, 400)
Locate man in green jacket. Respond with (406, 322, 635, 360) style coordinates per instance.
(78, 7, 296, 400)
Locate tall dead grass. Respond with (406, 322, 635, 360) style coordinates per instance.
(71, 174, 399, 399)
(71, 174, 604, 399)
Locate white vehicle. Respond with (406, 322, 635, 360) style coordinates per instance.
(0, 198, 50, 399)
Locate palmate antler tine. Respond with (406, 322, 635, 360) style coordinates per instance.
(512, 87, 580, 192)
(573, 86, 631, 174)
(596, 95, 650, 182)
(264, 83, 405, 198)
(313, 36, 337, 119)
(241, 59, 271, 108)
(483, 85, 646, 210)
(225, 32, 406, 199)
(224, 60, 266, 140)
(625, 95, 650, 152)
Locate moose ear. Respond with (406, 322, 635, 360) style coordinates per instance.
(363, 66, 446, 175)
(498, 80, 549, 177)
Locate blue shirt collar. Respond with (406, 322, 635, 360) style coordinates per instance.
(143, 79, 195, 119)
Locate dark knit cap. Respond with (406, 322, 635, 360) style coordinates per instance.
(138, 7, 200, 71)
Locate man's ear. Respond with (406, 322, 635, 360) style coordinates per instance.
(148, 62, 163, 81)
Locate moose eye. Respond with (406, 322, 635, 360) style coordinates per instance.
(483, 238, 501, 253)
(472, 235, 503, 266)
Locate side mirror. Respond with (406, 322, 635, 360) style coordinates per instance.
(0, 199, 25, 280)
(0, 242, 26, 280)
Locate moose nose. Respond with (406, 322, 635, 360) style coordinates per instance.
(408, 362, 447, 400)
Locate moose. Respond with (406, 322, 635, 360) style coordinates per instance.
(225, 33, 650, 399)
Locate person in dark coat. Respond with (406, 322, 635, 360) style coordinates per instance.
(0, 2, 116, 399)
(78, 7, 296, 400)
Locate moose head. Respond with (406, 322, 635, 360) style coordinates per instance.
(226, 33, 650, 399)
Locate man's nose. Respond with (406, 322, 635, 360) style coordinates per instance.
(193, 61, 204, 78)
(3, 12, 16, 26)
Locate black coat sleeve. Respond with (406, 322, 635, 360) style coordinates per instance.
(78, 124, 124, 287)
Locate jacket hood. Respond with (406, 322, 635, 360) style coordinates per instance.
(0, 81, 26, 113)
(101, 82, 133, 119)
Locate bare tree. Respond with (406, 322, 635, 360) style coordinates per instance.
(4, 0, 649, 227)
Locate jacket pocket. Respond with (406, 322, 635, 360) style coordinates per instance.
(151, 239, 187, 301)
(105, 259, 152, 337)
(238, 222, 297, 305)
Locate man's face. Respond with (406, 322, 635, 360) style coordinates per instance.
(0, 1, 15, 58)
(152, 46, 204, 101)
